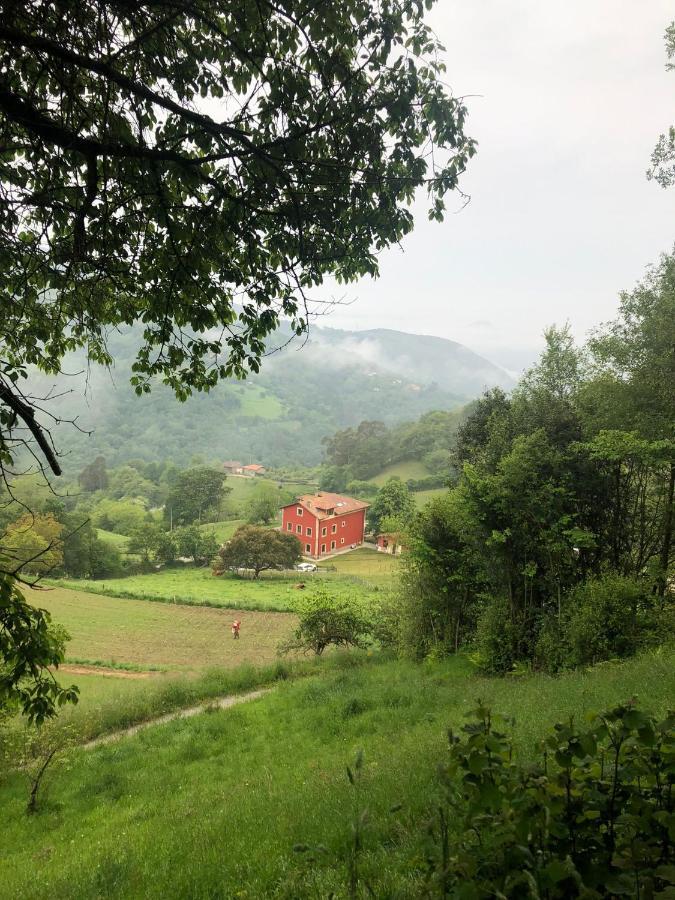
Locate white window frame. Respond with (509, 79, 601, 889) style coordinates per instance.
(296, 524, 302, 534)
(331, 524, 337, 534)
(296, 507, 303, 516)
(305, 543, 311, 553)
(342, 520, 346, 527)
(330, 540, 336, 550)
(321, 526, 327, 536)
(340, 537, 345, 545)
(321, 543, 326, 554)
(306, 526, 312, 536)
(286, 522, 292, 531)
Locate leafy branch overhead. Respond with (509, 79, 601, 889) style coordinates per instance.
(0, 0, 475, 476)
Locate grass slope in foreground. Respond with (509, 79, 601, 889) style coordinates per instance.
(1, 649, 672, 899)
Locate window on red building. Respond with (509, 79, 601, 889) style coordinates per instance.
(331, 540, 336, 550)
(321, 526, 327, 536)
(305, 543, 311, 552)
(306, 526, 312, 536)
(296, 507, 303, 516)
(286, 522, 292, 531)
(296, 524, 302, 534)
(331, 524, 337, 534)
(321, 543, 326, 553)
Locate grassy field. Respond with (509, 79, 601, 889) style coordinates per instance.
(95, 528, 130, 551)
(30, 585, 296, 672)
(220, 474, 316, 520)
(371, 459, 431, 486)
(236, 384, 285, 419)
(318, 546, 400, 581)
(197, 518, 246, 543)
(412, 486, 447, 508)
(1, 648, 672, 899)
(53, 548, 399, 610)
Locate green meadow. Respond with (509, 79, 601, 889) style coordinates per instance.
(30, 585, 296, 672)
(1, 648, 672, 899)
(52, 548, 398, 611)
(371, 459, 431, 485)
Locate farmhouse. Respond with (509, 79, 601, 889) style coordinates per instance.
(222, 460, 243, 475)
(242, 463, 266, 477)
(281, 492, 369, 558)
(377, 533, 404, 556)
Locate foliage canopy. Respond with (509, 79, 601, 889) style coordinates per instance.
(0, 0, 474, 480)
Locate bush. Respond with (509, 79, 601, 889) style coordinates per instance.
(536, 574, 675, 672)
(405, 475, 447, 491)
(279, 589, 373, 655)
(565, 574, 662, 666)
(474, 596, 529, 674)
(424, 700, 675, 898)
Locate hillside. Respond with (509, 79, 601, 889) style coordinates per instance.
(27, 322, 513, 474)
(1, 646, 672, 898)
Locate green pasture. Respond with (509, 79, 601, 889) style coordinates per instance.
(1, 648, 672, 899)
(95, 528, 130, 551)
(317, 546, 400, 582)
(197, 518, 246, 543)
(53, 548, 397, 611)
(412, 486, 447, 508)
(235, 383, 285, 419)
(29, 585, 296, 672)
(219, 474, 315, 520)
(371, 459, 431, 485)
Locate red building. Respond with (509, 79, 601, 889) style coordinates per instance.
(280, 492, 369, 559)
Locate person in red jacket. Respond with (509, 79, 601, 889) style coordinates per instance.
(231, 620, 241, 640)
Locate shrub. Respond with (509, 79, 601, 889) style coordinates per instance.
(279, 589, 373, 655)
(565, 574, 662, 667)
(424, 699, 675, 898)
(536, 574, 675, 672)
(474, 596, 528, 674)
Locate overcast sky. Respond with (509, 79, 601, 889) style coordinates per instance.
(314, 1, 675, 373)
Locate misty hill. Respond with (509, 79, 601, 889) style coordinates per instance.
(32, 322, 514, 473)
(302, 326, 514, 397)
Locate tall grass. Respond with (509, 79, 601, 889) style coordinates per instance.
(0, 648, 672, 899)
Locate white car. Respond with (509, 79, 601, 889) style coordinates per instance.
(296, 562, 318, 572)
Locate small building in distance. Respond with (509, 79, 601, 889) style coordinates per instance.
(242, 463, 266, 477)
(222, 460, 243, 475)
(377, 533, 404, 556)
(281, 492, 369, 558)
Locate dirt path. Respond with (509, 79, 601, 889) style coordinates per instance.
(61, 664, 153, 680)
(83, 688, 273, 750)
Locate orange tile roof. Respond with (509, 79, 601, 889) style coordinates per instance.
(283, 492, 369, 520)
(242, 463, 265, 471)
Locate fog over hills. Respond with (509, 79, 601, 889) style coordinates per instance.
(298, 326, 515, 396)
(32, 322, 514, 473)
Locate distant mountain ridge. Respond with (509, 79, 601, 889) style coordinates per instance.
(30, 321, 514, 473)
(298, 325, 514, 396)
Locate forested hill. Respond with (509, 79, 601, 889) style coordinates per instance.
(32, 322, 514, 473)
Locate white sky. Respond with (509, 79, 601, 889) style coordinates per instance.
(314, 1, 675, 372)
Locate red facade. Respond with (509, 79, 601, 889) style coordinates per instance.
(280, 493, 368, 559)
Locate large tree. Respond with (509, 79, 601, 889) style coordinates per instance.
(368, 476, 416, 533)
(164, 466, 228, 525)
(0, 0, 474, 480)
(0, 0, 473, 721)
(213, 524, 300, 578)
